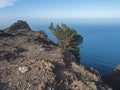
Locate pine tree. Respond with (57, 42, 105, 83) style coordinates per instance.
(49, 23, 83, 64)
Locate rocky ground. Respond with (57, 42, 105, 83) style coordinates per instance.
(0, 20, 112, 90)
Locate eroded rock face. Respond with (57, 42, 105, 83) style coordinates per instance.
(103, 65, 120, 90)
(0, 20, 111, 90)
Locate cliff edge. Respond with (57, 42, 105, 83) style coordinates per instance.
(0, 20, 111, 90)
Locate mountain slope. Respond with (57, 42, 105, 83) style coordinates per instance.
(0, 20, 111, 90)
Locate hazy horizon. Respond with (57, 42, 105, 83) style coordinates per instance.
(0, 18, 120, 30)
(0, 0, 120, 25)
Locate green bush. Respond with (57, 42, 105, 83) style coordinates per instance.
(49, 23, 83, 64)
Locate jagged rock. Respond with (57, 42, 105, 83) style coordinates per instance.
(0, 20, 111, 90)
(5, 20, 31, 31)
(103, 65, 120, 90)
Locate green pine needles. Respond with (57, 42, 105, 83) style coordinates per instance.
(49, 23, 83, 64)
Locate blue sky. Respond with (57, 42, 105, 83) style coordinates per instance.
(0, 0, 120, 24)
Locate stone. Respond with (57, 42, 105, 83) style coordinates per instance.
(18, 66, 29, 73)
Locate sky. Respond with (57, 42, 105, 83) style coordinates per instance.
(0, 0, 120, 25)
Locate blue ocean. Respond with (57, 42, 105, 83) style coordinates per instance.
(1, 22, 120, 75)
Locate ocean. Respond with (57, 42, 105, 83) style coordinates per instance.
(1, 22, 120, 75)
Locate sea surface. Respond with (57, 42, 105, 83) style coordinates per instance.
(1, 22, 120, 75)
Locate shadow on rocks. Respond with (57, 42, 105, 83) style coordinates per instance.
(0, 82, 8, 90)
(0, 47, 28, 62)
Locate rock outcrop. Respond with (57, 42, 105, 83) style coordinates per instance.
(0, 20, 111, 90)
(5, 20, 31, 31)
(103, 65, 120, 90)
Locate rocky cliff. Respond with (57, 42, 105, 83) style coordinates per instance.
(103, 65, 120, 90)
(0, 20, 111, 90)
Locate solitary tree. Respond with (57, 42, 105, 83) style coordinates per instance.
(49, 23, 83, 64)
